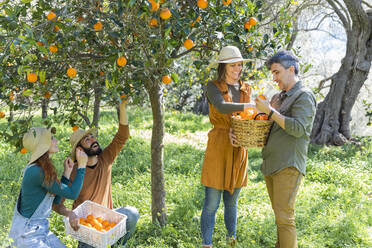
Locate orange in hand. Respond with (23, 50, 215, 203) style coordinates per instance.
(257, 94, 266, 100)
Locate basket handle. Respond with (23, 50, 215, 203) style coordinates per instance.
(253, 113, 267, 120)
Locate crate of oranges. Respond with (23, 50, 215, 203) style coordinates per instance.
(231, 106, 273, 148)
(64, 200, 127, 248)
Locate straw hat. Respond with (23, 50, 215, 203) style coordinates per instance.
(70, 127, 97, 160)
(211, 46, 252, 64)
(23, 127, 56, 165)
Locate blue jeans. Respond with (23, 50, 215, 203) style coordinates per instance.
(200, 187, 241, 246)
(78, 206, 139, 248)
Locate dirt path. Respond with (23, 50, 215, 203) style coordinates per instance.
(131, 129, 208, 150)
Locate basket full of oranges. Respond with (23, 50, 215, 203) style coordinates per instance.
(64, 200, 127, 248)
(231, 106, 273, 148)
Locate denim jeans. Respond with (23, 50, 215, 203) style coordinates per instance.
(200, 186, 241, 246)
(78, 206, 139, 248)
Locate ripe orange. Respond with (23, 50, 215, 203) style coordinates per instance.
(184, 39, 194, 50)
(149, 0, 160, 11)
(67, 67, 77, 78)
(99, 71, 104, 76)
(27, 73, 38, 83)
(244, 21, 251, 30)
(77, 16, 84, 22)
(222, 0, 232, 5)
(0, 112, 5, 119)
(149, 18, 158, 27)
(162, 75, 172, 84)
(248, 17, 258, 26)
(197, 0, 208, 9)
(44, 91, 51, 99)
(20, 148, 28, 154)
(36, 41, 44, 46)
(53, 25, 60, 32)
(87, 214, 95, 220)
(241, 107, 257, 120)
(47, 11, 57, 21)
(49, 45, 58, 53)
(258, 94, 266, 100)
(160, 8, 171, 20)
(117, 56, 127, 67)
(9, 92, 14, 101)
(102, 220, 109, 227)
(72, 125, 79, 131)
(93, 21, 103, 31)
(255, 113, 268, 120)
(248, 46, 254, 52)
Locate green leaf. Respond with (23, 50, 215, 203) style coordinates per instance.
(21, 0, 32, 5)
(22, 89, 32, 96)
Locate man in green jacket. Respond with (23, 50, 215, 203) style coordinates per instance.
(255, 51, 316, 248)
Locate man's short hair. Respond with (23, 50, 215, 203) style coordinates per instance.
(266, 50, 300, 75)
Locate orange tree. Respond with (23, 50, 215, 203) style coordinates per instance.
(0, 0, 297, 226)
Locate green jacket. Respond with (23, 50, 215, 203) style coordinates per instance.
(261, 82, 316, 176)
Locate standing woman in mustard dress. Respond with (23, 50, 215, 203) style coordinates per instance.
(200, 46, 254, 248)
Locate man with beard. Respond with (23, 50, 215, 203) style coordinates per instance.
(53, 101, 139, 248)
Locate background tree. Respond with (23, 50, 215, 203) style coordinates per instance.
(310, 0, 372, 145)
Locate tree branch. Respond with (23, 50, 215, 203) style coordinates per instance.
(362, 0, 372, 9)
(326, 0, 351, 32)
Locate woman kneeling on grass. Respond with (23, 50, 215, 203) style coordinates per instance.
(9, 127, 88, 248)
(200, 46, 254, 247)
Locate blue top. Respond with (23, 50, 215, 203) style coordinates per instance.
(19, 164, 85, 218)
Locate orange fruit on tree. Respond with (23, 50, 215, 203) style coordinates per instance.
(149, 18, 158, 27)
(53, 25, 60, 32)
(99, 71, 104, 76)
(248, 45, 254, 52)
(222, 0, 232, 5)
(184, 39, 194, 50)
(248, 17, 258, 26)
(27, 72, 38, 83)
(0, 112, 5, 119)
(67, 67, 77, 78)
(93, 21, 103, 31)
(244, 21, 251, 30)
(77, 16, 84, 22)
(72, 125, 79, 131)
(149, 0, 160, 11)
(47, 11, 57, 21)
(117, 56, 127, 67)
(162, 75, 172, 84)
(36, 41, 44, 46)
(160, 8, 171, 19)
(20, 148, 28, 154)
(44, 91, 51, 99)
(49, 45, 58, 53)
(197, 0, 208, 9)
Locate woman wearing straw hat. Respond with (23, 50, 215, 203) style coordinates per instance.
(9, 127, 88, 247)
(200, 45, 255, 247)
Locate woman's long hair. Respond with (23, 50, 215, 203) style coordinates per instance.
(217, 63, 227, 82)
(35, 152, 58, 186)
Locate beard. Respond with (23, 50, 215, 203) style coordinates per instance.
(81, 142, 102, 156)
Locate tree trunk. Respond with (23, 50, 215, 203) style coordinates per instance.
(92, 82, 102, 128)
(146, 82, 168, 226)
(311, 3, 372, 145)
(41, 99, 48, 119)
(193, 85, 209, 115)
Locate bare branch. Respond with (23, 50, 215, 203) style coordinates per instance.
(326, 0, 351, 31)
(362, 0, 372, 9)
(318, 74, 335, 90)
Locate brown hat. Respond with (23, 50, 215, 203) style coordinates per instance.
(70, 127, 97, 160)
(23, 127, 55, 164)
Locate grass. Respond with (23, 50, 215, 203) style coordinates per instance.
(0, 106, 371, 247)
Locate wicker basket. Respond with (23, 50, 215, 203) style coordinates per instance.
(231, 115, 273, 148)
(64, 200, 127, 248)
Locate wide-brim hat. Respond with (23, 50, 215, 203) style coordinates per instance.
(70, 127, 98, 160)
(23, 127, 56, 165)
(210, 46, 253, 64)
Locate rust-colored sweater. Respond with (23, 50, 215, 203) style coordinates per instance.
(70, 124, 129, 210)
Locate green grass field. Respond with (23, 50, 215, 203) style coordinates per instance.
(0, 107, 371, 247)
